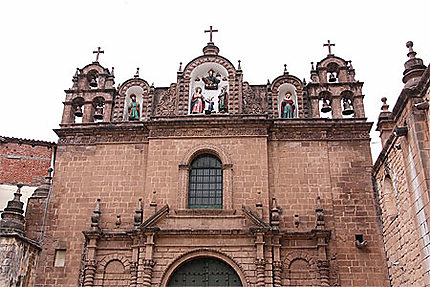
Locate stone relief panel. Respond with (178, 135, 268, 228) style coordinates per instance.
(189, 63, 229, 115)
(154, 84, 177, 117)
(242, 83, 266, 115)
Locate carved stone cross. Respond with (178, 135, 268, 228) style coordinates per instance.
(323, 40, 335, 55)
(204, 26, 218, 43)
(93, 47, 104, 62)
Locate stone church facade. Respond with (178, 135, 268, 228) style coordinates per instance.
(1, 32, 391, 286)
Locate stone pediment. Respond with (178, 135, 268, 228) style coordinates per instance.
(138, 207, 270, 232)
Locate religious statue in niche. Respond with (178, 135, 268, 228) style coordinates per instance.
(280, 92, 295, 118)
(191, 87, 205, 114)
(205, 96, 215, 114)
(218, 86, 228, 113)
(202, 69, 220, 90)
(128, 94, 140, 120)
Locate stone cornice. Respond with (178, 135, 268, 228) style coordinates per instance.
(55, 118, 371, 145)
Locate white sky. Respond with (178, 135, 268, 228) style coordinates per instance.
(0, 0, 429, 162)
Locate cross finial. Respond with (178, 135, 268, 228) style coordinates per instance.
(204, 26, 218, 43)
(93, 47, 104, 62)
(284, 64, 288, 74)
(323, 40, 335, 55)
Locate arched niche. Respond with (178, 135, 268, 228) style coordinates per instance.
(318, 91, 333, 119)
(123, 86, 144, 121)
(340, 90, 355, 118)
(277, 83, 297, 118)
(188, 62, 229, 114)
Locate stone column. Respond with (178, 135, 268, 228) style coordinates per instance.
(103, 100, 113, 122)
(82, 101, 94, 123)
(255, 232, 265, 287)
(331, 95, 342, 119)
(311, 97, 320, 118)
(83, 234, 99, 287)
(353, 95, 365, 118)
(61, 102, 74, 124)
(83, 260, 97, 287)
(142, 232, 155, 287)
(317, 260, 330, 287)
(272, 235, 282, 287)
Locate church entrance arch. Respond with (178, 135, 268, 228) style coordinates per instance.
(167, 257, 242, 287)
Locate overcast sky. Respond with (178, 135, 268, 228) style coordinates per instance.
(0, 0, 429, 161)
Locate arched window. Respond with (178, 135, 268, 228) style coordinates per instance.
(188, 154, 223, 209)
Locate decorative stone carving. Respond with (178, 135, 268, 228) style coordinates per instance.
(155, 84, 177, 117)
(242, 83, 266, 114)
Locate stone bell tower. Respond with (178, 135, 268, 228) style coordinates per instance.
(307, 40, 365, 119)
(61, 47, 115, 125)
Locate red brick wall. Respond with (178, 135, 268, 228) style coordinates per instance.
(0, 139, 54, 186)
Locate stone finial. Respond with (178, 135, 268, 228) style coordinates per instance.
(403, 41, 426, 85)
(270, 198, 280, 230)
(303, 78, 307, 85)
(238, 60, 242, 71)
(134, 67, 140, 78)
(32, 168, 53, 197)
(311, 62, 315, 71)
(91, 199, 101, 232)
(348, 60, 354, 70)
(283, 64, 288, 75)
(111, 67, 115, 76)
(178, 62, 182, 72)
(406, 41, 416, 59)
(315, 196, 325, 229)
(381, 97, 389, 111)
(0, 183, 25, 235)
(134, 198, 143, 228)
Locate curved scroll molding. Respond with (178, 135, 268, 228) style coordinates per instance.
(159, 249, 250, 287)
(97, 254, 131, 273)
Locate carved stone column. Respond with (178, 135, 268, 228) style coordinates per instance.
(255, 258, 265, 287)
(254, 232, 265, 287)
(83, 259, 97, 287)
(272, 234, 282, 287)
(273, 261, 282, 287)
(142, 259, 155, 287)
(141, 232, 156, 287)
(223, 163, 233, 209)
(130, 262, 138, 287)
(317, 260, 330, 287)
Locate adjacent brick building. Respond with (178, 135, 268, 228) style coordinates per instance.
(0, 137, 54, 212)
(2, 33, 395, 286)
(373, 41, 430, 287)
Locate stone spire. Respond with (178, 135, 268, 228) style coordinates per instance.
(402, 41, 426, 88)
(0, 183, 25, 235)
(376, 97, 394, 147)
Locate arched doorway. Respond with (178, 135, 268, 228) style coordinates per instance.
(167, 257, 242, 287)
